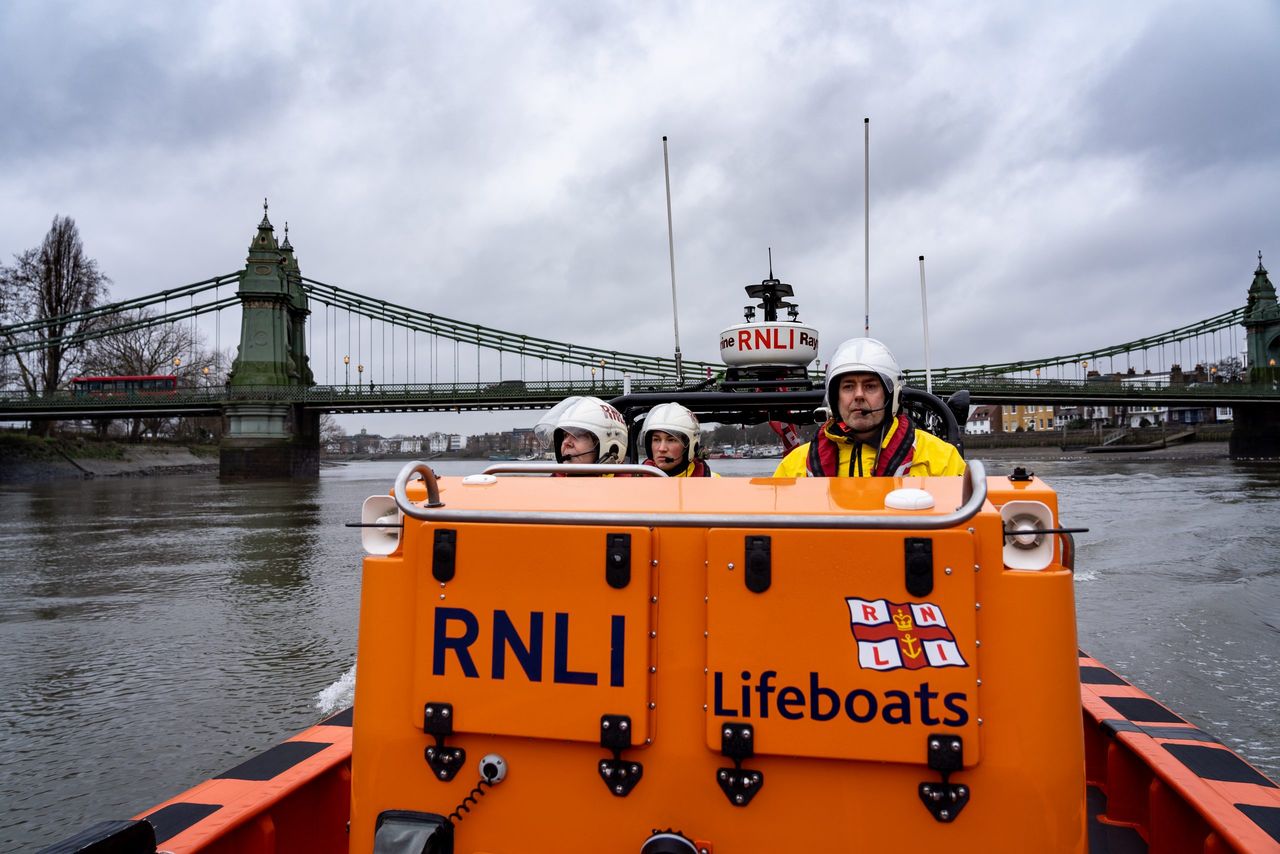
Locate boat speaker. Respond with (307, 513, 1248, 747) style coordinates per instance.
(361, 495, 403, 556)
(999, 500, 1055, 571)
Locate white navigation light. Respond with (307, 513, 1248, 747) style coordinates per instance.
(884, 488, 935, 510)
(999, 500, 1055, 571)
(361, 495, 403, 556)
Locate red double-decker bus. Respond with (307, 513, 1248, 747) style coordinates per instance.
(70, 375, 179, 396)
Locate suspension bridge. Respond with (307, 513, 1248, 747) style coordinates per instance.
(3, 208, 1278, 476)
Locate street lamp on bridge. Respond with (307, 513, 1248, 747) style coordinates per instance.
(358, 363, 364, 393)
(344, 354, 350, 388)
(591, 365, 596, 390)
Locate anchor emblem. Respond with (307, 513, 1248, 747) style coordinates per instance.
(900, 633, 923, 659)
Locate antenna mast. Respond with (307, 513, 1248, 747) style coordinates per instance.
(662, 136, 684, 385)
(919, 255, 932, 394)
(864, 117, 870, 337)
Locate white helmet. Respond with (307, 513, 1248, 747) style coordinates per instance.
(544, 396, 628, 463)
(641, 402, 701, 464)
(826, 337, 903, 418)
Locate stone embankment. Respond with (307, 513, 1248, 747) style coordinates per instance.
(0, 436, 218, 482)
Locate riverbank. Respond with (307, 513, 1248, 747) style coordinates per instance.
(0, 435, 218, 482)
(965, 440, 1230, 463)
(0, 435, 1235, 483)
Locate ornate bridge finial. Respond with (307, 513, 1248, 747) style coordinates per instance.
(259, 197, 273, 230)
(282, 221, 293, 250)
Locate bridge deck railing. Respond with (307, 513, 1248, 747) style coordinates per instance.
(0, 377, 1275, 416)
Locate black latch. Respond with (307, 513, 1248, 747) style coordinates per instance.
(918, 733, 969, 822)
(1008, 466, 1033, 482)
(744, 536, 771, 593)
(433, 530, 457, 583)
(423, 702, 465, 782)
(716, 722, 764, 806)
(598, 714, 643, 796)
(904, 538, 933, 598)
(605, 533, 631, 589)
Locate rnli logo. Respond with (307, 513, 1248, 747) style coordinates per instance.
(846, 598, 968, 671)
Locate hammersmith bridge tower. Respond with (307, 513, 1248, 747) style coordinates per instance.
(221, 201, 319, 478)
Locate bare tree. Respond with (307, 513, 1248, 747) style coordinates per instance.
(320, 413, 346, 446)
(1214, 356, 1244, 382)
(81, 309, 223, 441)
(81, 308, 198, 380)
(0, 216, 111, 395)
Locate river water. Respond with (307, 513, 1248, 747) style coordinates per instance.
(1, 455, 1277, 849)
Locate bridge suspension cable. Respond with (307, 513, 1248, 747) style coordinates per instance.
(910, 305, 1247, 381)
(301, 277, 721, 380)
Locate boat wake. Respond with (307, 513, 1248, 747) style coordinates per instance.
(315, 664, 356, 714)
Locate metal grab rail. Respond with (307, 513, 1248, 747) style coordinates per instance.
(482, 462, 669, 477)
(392, 459, 988, 530)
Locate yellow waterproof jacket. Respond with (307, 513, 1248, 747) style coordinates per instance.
(773, 418, 966, 478)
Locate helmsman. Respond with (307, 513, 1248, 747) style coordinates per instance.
(773, 337, 965, 478)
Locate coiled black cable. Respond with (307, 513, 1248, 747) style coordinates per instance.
(446, 777, 493, 825)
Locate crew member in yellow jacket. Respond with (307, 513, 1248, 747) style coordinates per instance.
(773, 337, 966, 478)
(640, 402, 720, 477)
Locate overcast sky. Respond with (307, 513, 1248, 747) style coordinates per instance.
(2, 1, 1278, 436)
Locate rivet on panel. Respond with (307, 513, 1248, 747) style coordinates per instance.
(945, 567, 953, 575)
(975, 640, 982, 647)
(649, 702, 656, 710)
(651, 596, 658, 603)
(975, 602, 982, 610)
(651, 559, 658, 567)
(649, 631, 657, 639)
(650, 666, 657, 674)
(976, 679, 983, 687)
(439, 594, 446, 600)
(727, 562, 735, 570)
(978, 717, 984, 726)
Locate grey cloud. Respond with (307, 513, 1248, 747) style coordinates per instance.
(1086, 3, 1280, 172)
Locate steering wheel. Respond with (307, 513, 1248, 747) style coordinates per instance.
(900, 387, 965, 454)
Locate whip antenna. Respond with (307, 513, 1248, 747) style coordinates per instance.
(662, 135, 684, 385)
(864, 117, 870, 336)
(919, 254, 932, 394)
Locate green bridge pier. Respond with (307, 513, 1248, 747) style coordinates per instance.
(220, 204, 320, 478)
(1228, 257, 1280, 459)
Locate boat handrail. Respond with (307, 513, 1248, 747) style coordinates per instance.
(482, 462, 670, 477)
(392, 459, 989, 530)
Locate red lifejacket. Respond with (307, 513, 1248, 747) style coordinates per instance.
(805, 414, 916, 477)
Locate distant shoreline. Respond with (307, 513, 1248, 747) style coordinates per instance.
(0, 437, 1237, 484)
